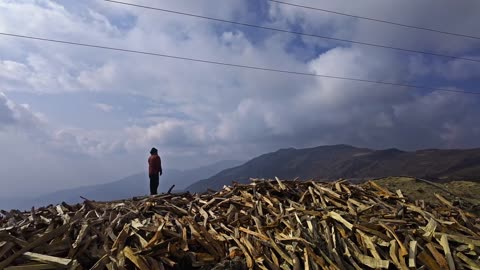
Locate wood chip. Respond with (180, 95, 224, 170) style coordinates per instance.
(0, 179, 478, 269)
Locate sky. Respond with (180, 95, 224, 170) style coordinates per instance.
(0, 0, 479, 197)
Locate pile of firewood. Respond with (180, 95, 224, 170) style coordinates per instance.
(1, 178, 479, 269)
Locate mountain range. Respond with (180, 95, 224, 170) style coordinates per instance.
(186, 144, 480, 192)
(3, 144, 480, 210)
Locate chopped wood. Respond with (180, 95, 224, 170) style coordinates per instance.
(1, 179, 479, 269)
(440, 234, 456, 270)
(417, 250, 442, 270)
(408, 241, 417, 268)
(22, 252, 74, 267)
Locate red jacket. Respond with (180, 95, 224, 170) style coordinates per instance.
(148, 154, 162, 176)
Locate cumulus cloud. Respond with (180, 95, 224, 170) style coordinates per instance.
(125, 119, 212, 154)
(93, 102, 114, 112)
(50, 128, 125, 156)
(268, 0, 480, 53)
(1, 92, 123, 157)
(0, 92, 46, 131)
(0, 92, 16, 126)
(0, 0, 479, 196)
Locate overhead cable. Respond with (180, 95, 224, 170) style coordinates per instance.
(267, 0, 480, 41)
(1, 32, 479, 95)
(104, 0, 480, 64)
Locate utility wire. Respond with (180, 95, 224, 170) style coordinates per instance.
(267, 0, 480, 41)
(1, 32, 479, 95)
(104, 0, 480, 64)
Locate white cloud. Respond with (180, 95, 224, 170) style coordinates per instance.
(51, 128, 124, 156)
(268, 0, 480, 54)
(0, 60, 30, 80)
(1, 92, 123, 157)
(0, 91, 46, 131)
(436, 58, 480, 80)
(0, 92, 16, 126)
(125, 119, 211, 151)
(93, 102, 114, 112)
(0, 0, 479, 196)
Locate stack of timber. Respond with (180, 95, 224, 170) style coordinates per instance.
(1, 178, 479, 269)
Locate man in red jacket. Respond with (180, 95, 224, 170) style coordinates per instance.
(148, 147, 162, 195)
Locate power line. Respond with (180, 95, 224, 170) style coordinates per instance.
(104, 0, 480, 64)
(267, 0, 480, 41)
(0, 32, 479, 95)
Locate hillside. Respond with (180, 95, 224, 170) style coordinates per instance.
(1, 160, 242, 210)
(186, 144, 480, 192)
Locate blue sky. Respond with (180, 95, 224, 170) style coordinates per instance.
(0, 0, 480, 196)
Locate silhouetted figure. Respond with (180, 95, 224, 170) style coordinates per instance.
(148, 147, 162, 195)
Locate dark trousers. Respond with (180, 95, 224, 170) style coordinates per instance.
(149, 174, 159, 195)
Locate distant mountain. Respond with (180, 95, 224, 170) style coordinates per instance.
(185, 145, 480, 192)
(2, 160, 242, 210)
(165, 160, 244, 191)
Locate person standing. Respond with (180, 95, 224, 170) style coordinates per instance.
(148, 147, 162, 195)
